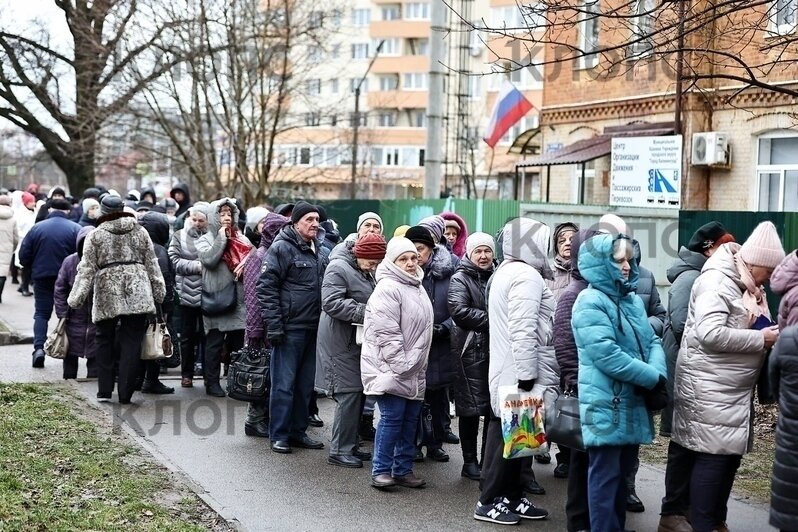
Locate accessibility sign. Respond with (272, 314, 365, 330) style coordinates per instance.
(610, 135, 682, 209)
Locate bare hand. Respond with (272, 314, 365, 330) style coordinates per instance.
(763, 325, 780, 349)
(218, 226, 227, 237)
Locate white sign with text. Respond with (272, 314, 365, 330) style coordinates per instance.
(610, 135, 683, 209)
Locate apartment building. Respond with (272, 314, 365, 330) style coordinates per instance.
(268, 0, 544, 200)
(520, 0, 798, 211)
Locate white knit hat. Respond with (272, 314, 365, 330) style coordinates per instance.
(385, 236, 417, 264)
(739, 221, 785, 269)
(82, 198, 99, 213)
(599, 213, 630, 236)
(466, 232, 496, 259)
(357, 212, 383, 233)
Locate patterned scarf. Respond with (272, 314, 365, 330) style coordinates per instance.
(734, 252, 771, 326)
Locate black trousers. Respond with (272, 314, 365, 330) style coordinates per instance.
(661, 440, 695, 516)
(204, 329, 243, 385)
(178, 305, 205, 379)
(689, 452, 741, 532)
(459, 415, 489, 463)
(566, 447, 591, 532)
(95, 314, 148, 402)
(479, 415, 524, 504)
(418, 387, 449, 451)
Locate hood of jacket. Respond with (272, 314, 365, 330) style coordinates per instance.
(376, 259, 424, 287)
(441, 211, 468, 257)
(76, 225, 94, 258)
(259, 212, 290, 250)
(701, 242, 743, 289)
(667, 246, 708, 283)
(423, 243, 457, 280)
(140, 186, 157, 204)
(570, 228, 600, 282)
(139, 211, 171, 247)
(501, 217, 551, 274)
(329, 239, 356, 265)
(0, 204, 12, 219)
(771, 250, 798, 297)
(206, 198, 240, 233)
(552, 221, 578, 266)
(97, 212, 138, 234)
(170, 183, 191, 204)
(320, 220, 340, 245)
(579, 233, 639, 297)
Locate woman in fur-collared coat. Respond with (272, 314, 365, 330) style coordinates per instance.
(68, 196, 166, 404)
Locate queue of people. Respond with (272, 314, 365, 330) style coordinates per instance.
(3, 182, 798, 532)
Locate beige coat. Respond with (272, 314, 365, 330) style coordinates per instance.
(672, 243, 766, 455)
(0, 205, 18, 276)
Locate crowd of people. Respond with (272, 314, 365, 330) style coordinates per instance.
(1, 181, 798, 532)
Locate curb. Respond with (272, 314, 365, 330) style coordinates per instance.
(0, 316, 32, 346)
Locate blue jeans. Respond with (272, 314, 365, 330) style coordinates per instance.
(587, 445, 638, 532)
(269, 329, 317, 441)
(33, 277, 56, 350)
(373, 394, 422, 478)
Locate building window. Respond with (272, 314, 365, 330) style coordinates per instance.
(304, 113, 321, 127)
(352, 8, 370, 26)
(489, 3, 545, 30)
(379, 75, 399, 91)
(381, 5, 401, 21)
(772, 0, 798, 34)
(500, 115, 538, 144)
(330, 79, 339, 94)
(330, 114, 338, 127)
(412, 110, 427, 127)
(350, 78, 369, 93)
(306, 79, 321, 95)
(378, 112, 397, 127)
(578, 0, 601, 69)
(467, 75, 481, 99)
(309, 10, 324, 29)
(628, 0, 655, 58)
(308, 46, 322, 63)
(349, 113, 368, 127)
(352, 43, 370, 59)
(405, 2, 430, 20)
(331, 44, 340, 59)
(402, 72, 428, 90)
(299, 147, 311, 165)
(757, 134, 798, 211)
(377, 38, 401, 56)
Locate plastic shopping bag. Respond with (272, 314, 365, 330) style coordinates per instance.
(498, 384, 549, 459)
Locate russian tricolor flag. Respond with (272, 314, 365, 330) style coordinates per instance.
(484, 81, 535, 148)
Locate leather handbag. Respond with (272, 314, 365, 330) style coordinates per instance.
(201, 281, 236, 317)
(141, 320, 172, 361)
(44, 318, 69, 359)
(545, 391, 585, 452)
(226, 345, 271, 402)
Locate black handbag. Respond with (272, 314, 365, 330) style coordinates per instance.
(545, 391, 585, 452)
(201, 281, 237, 317)
(757, 350, 776, 405)
(226, 345, 271, 402)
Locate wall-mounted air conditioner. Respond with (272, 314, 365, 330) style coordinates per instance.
(691, 132, 730, 166)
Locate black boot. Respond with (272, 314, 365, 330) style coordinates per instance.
(461, 452, 481, 480)
(359, 414, 376, 441)
(0, 276, 6, 303)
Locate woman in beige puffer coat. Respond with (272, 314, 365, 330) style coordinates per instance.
(0, 195, 18, 302)
(671, 221, 784, 532)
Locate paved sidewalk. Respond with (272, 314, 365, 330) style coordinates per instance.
(0, 283, 52, 344)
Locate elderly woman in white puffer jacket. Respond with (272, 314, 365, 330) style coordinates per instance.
(361, 236, 433, 491)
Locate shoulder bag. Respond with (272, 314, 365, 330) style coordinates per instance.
(201, 281, 237, 317)
(545, 390, 585, 451)
(141, 308, 172, 361)
(44, 318, 69, 359)
(226, 344, 271, 402)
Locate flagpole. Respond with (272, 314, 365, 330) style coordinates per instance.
(483, 147, 495, 200)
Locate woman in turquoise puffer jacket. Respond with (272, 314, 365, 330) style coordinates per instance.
(572, 233, 666, 532)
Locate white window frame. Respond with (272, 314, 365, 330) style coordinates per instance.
(370, 146, 425, 167)
(412, 110, 427, 127)
(377, 38, 401, 57)
(578, 0, 601, 69)
(351, 43, 370, 60)
(330, 79, 339, 94)
(381, 5, 401, 21)
(402, 72, 428, 90)
(489, 3, 545, 31)
(306, 79, 321, 95)
(405, 2, 430, 20)
(628, 0, 655, 58)
(379, 75, 399, 91)
(377, 112, 397, 127)
(756, 132, 798, 211)
(771, 0, 798, 35)
(352, 8, 370, 26)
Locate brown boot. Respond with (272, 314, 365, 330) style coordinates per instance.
(657, 514, 693, 532)
(392, 472, 426, 488)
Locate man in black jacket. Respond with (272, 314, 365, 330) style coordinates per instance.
(257, 202, 329, 454)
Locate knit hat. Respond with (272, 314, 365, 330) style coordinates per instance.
(245, 206, 270, 233)
(353, 233, 387, 260)
(48, 186, 66, 198)
(274, 203, 294, 217)
(687, 221, 735, 253)
(127, 189, 141, 201)
(418, 215, 445, 243)
(21, 192, 36, 206)
(50, 198, 72, 211)
(393, 225, 410, 237)
(466, 232, 496, 259)
(291, 201, 319, 224)
(598, 213, 630, 236)
(406, 225, 436, 249)
(100, 195, 125, 216)
(385, 237, 418, 264)
(82, 198, 99, 213)
(444, 219, 460, 233)
(136, 200, 154, 212)
(357, 211, 383, 233)
(316, 205, 328, 223)
(189, 201, 211, 218)
(739, 221, 785, 269)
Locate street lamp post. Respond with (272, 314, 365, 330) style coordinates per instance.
(350, 39, 385, 200)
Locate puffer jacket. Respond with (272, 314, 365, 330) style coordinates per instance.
(53, 226, 96, 359)
(546, 222, 578, 302)
(68, 212, 166, 323)
(140, 212, 175, 315)
(769, 325, 798, 531)
(572, 233, 666, 448)
(0, 205, 17, 276)
(771, 250, 798, 329)
(19, 211, 81, 280)
(258, 224, 330, 335)
(243, 213, 289, 343)
(448, 257, 493, 417)
(660, 246, 708, 436)
(488, 218, 558, 416)
(168, 222, 207, 308)
(672, 243, 766, 455)
(632, 240, 667, 336)
(196, 198, 249, 333)
(421, 244, 457, 390)
(553, 229, 598, 391)
(361, 260, 433, 400)
(316, 242, 377, 395)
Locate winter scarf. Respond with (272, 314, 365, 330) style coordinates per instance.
(221, 226, 252, 273)
(735, 252, 771, 325)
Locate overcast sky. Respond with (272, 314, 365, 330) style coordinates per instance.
(0, 0, 69, 40)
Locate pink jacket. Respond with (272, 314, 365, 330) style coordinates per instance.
(361, 260, 434, 400)
(771, 250, 798, 329)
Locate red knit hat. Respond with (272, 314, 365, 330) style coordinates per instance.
(353, 233, 387, 260)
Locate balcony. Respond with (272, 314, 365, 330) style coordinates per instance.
(367, 90, 428, 109)
(370, 20, 429, 39)
(372, 55, 429, 74)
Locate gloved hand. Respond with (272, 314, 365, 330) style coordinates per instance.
(432, 324, 449, 339)
(517, 379, 536, 392)
(268, 331, 285, 346)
